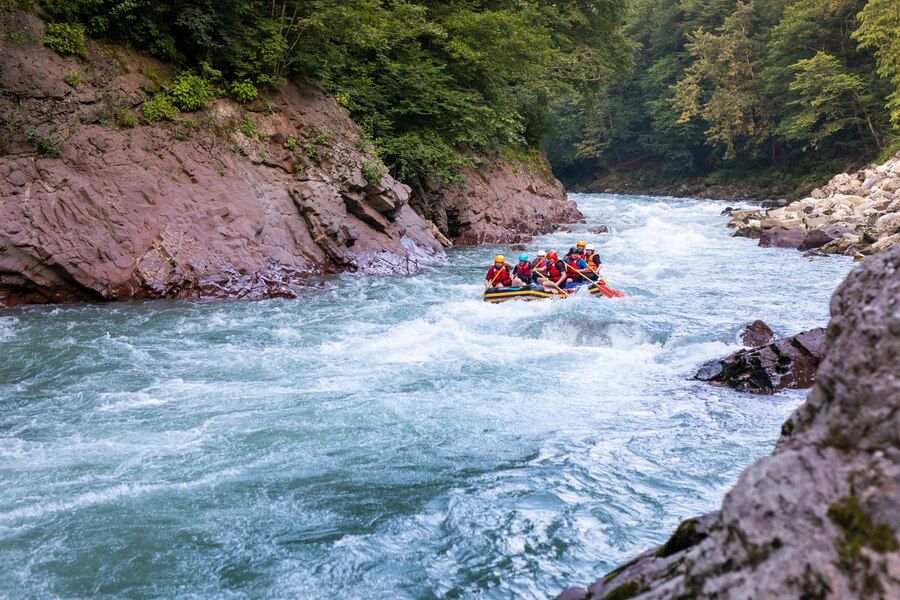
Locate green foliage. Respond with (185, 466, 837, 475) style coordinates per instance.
(781, 52, 875, 150)
(230, 80, 258, 104)
(27, 129, 62, 156)
(854, 0, 900, 127)
(237, 115, 257, 137)
(39, 0, 630, 182)
(140, 93, 178, 123)
(44, 22, 87, 57)
(361, 161, 385, 185)
(167, 72, 215, 111)
(547, 0, 898, 186)
(114, 108, 136, 129)
(63, 69, 81, 87)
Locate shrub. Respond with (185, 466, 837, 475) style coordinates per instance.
(63, 69, 81, 88)
(140, 93, 178, 123)
(44, 23, 87, 58)
(114, 108, 136, 129)
(27, 130, 62, 157)
(167, 72, 214, 112)
(230, 80, 258, 104)
(361, 161, 386, 186)
(238, 116, 257, 137)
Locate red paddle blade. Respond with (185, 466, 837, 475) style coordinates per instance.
(592, 282, 626, 298)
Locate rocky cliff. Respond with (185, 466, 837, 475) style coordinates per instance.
(0, 10, 577, 306)
(726, 154, 900, 257)
(412, 155, 581, 245)
(558, 245, 900, 599)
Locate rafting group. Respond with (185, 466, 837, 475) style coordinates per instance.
(482, 241, 625, 303)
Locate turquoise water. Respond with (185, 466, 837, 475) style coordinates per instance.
(0, 195, 854, 599)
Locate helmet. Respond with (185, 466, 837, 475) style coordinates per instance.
(547, 252, 558, 260)
(568, 247, 578, 255)
(586, 246, 594, 252)
(537, 250, 547, 257)
(518, 253, 529, 262)
(576, 241, 586, 248)
(494, 255, 505, 264)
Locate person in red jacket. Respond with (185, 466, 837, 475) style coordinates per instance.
(484, 255, 513, 289)
(511, 253, 533, 286)
(534, 251, 568, 291)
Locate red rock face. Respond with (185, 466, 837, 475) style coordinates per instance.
(0, 12, 575, 306)
(412, 157, 582, 246)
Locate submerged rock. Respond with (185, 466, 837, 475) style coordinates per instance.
(558, 245, 900, 599)
(695, 327, 826, 394)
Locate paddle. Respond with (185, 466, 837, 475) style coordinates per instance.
(531, 259, 570, 297)
(566, 261, 626, 298)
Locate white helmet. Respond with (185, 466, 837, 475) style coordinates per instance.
(537, 250, 547, 257)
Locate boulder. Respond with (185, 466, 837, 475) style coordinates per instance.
(695, 328, 826, 394)
(798, 225, 851, 251)
(740, 320, 774, 347)
(758, 226, 806, 249)
(873, 212, 900, 237)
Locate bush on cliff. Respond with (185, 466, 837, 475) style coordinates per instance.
(44, 22, 87, 57)
(140, 93, 178, 123)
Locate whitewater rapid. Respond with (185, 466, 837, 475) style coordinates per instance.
(0, 195, 855, 598)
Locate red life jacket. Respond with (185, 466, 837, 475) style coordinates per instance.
(540, 259, 562, 280)
(565, 256, 584, 279)
(513, 262, 532, 279)
(486, 265, 512, 286)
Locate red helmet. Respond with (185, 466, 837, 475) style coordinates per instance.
(547, 252, 558, 260)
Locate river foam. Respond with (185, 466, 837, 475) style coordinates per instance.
(0, 194, 855, 598)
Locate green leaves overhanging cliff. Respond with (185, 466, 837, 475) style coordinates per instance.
(37, 0, 632, 183)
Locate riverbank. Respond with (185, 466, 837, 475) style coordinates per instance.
(724, 153, 900, 258)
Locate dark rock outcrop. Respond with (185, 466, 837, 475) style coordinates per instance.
(695, 328, 825, 394)
(558, 246, 900, 599)
(740, 320, 774, 347)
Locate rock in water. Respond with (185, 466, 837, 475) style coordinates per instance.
(557, 246, 900, 600)
(758, 226, 806, 249)
(740, 320, 774, 347)
(695, 328, 825, 394)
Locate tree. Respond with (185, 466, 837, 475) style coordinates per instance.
(853, 0, 900, 127)
(781, 51, 881, 150)
(673, 2, 772, 158)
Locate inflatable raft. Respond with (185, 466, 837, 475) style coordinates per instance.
(483, 280, 625, 303)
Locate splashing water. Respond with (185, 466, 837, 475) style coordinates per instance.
(0, 195, 854, 598)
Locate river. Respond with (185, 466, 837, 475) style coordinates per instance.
(0, 194, 855, 599)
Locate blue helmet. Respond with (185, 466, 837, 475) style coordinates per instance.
(518, 253, 529, 262)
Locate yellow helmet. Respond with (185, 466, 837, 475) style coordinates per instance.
(576, 241, 586, 248)
(494, 255, 505, 263)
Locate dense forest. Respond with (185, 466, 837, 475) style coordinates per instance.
(5, 0, 899, 195)
(28, 0, 631, 184)
(548, 0, 900, 194)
